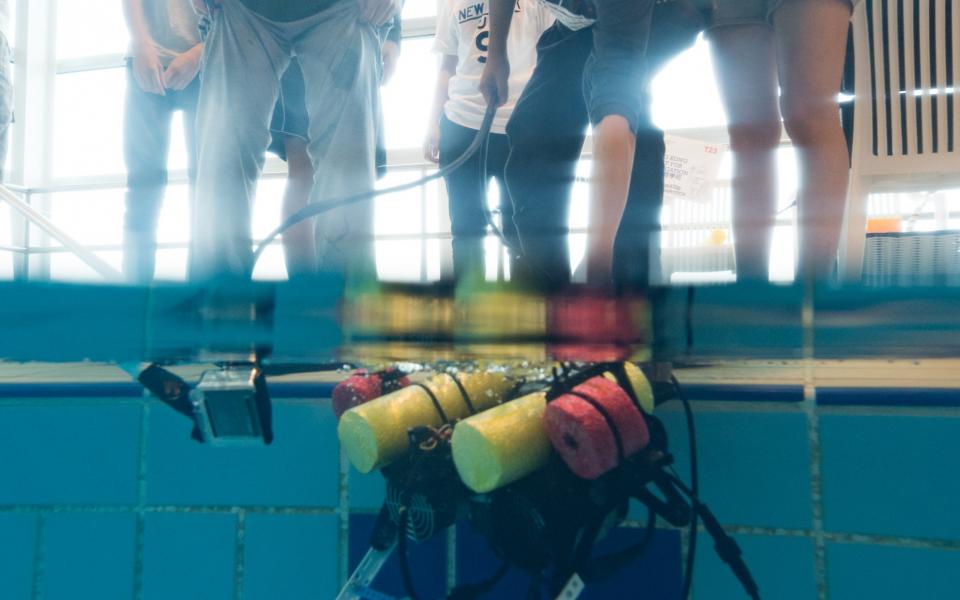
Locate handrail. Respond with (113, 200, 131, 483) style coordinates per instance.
(0, 185, 123, 281)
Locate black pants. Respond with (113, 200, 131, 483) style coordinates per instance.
(505, 24, 664, 290)
(439, 115, 512, 282)
(504, 1, 704, 290)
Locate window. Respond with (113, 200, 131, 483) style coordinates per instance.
(53, 69, 127, 179)
(651, 37, 726, 131)
(56, 0, 128, 61)
(382, 37, 437, 151)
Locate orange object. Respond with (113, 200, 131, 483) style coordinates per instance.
(866, 218, 902, 234)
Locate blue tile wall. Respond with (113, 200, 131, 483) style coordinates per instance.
(42, 513, 136, 600)
(695, 535, 816, 600)
(0, 404, 141, 505)
(820, 414, 960, 539)
(147, 402, 338, 506)
(348, 464, 386, 511)
(0, 514, 37, 600)
(243, 514, 339, 600)
(654, 409, 813, 529)
(827, 543, 960, 600)
(141, 513, 237, 600)
(1, 382, 957, 600)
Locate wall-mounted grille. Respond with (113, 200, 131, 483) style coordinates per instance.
(864, 0, 958, 156)
(863, 230, 960, 284)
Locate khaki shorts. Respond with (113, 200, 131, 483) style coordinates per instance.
(706, 0, 789, 28)
(705, 0, 852, 29)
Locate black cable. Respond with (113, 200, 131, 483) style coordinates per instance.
(478, 116, 518, 265)
(396, 505, 422, 600)
(579, 504, 657, 583)
(665, 471, 761, 600)
(251, 103, 499, 270)
(672, 374, 698, 600)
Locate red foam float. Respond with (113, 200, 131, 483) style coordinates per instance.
(542, 376, 650, 480)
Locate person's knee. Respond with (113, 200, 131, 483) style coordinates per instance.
(780, 98, 840, 147)
(727, 118, 782, 153)
(596, 114, 634, 137)
(284, 138, 314, 185)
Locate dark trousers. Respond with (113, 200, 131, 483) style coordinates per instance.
(123, 66, 199, 283)
(504, 24, 663, 290)
(439, 115, 512, 282)
(504, 1, 704, 290)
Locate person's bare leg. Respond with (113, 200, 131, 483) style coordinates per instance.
(709, 24, 781, 281)
(586, 114, 636, 287)
(774, 0, 851, 281)
(281, 135, 318, 277)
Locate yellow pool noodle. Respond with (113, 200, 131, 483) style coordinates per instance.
(452, 363, 654, 493)
(451, 391, 551, 493)
(604, 362, 654, 414)
(338, 371, 513, 474)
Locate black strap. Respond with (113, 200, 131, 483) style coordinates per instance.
(138, 364, 193, 418)
(609, 364, 646, 414)
(446, 373, 477, 415)
(252, 368, 274, 445)
(137, 364, 203, 442)
(413, 382, 449, 424)
(380, 367, 408, 384)
(565, 389, 626, 464)
(547, 363, 647, 415)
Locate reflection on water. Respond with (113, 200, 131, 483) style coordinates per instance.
(3, 278, 960, 372)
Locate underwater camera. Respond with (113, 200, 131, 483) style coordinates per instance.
(137, 363, 272, 446)
(190, 365, 272, 446)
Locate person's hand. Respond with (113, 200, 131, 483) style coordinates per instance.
(423, 124, 440, 163)
(479, 55, 509, 108)
(358, 0, 401, 27)
(163, 45, 203, 91)
(132, 42, 166, 95)
(381, 40, 400, 85)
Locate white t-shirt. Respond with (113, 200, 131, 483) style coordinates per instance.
(537, 0, 595, 31)
(434, 0, 554, 134)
